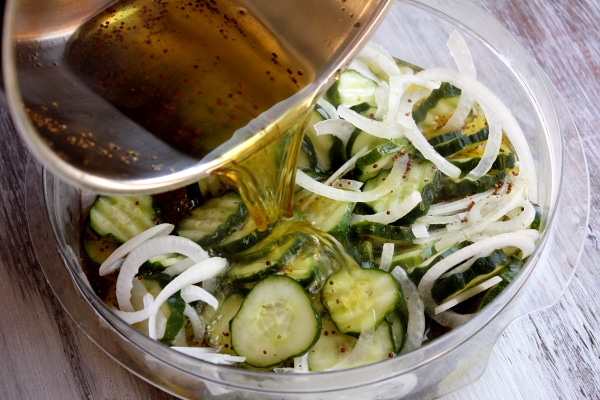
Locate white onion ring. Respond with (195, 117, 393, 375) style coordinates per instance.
(99, 223, 174, 276)
(296, 154, 409, 203)
(171, 347, 246, 365)
(379, 243, 395, 271)
(396, 88, 462, 178)
(357, 41, 401, 81)
(391, 266, 425, 353)
(338, 105, 398, 139)
(147, 257, 227, 340)
(418, 229, 539, 328)
(351, 191, 422, 225)
(441, 30, 477, 132)
(115, 235, 210, 312)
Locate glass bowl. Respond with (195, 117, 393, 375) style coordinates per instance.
(24, 0, 589, 398)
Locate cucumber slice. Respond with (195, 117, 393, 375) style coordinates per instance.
(476, 257, 524, 310)
(432, 126, 489, 157)
(89, 195, 158, 243)
(449, 152, 516, 174)
(354, 138, 412, 181)
(365, 319, 396, 363)
(227, 230, 309, 283)
(308, 313, 358, 372)
(386, 311, 407, 353)
(144, 253, 187, 270)
(212, 215, 269, 256)
(412, 82, 461, 131)
(350, 221, 415, 246)
(230, 275, 320, 368)
(322, 267, 403, 335)
(296, 189, 355, 237)
(277, 244, 318, 285)
(363, 158, 440, 223)
(384, 243, 437, 273)
(82, 223, 120, 264)
(204, 292, 244, 355)
(177, 191, 247, 247)
(431, 249, 509, 303)
(439, 169, 507, 199)
(357, 239, 375, 269)
(325, 69, 378, 107)
(303, 107, 345, 173)
(308, 313, 395, 371)
(346, 129, 387, 160)
(160, 293, 186, 345)
(298, 133, 318, 171)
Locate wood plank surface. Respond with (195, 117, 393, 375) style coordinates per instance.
(0, 0, 598, 399)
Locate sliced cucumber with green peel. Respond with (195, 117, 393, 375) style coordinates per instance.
(363, 158, 440, 223)
(350, 221, 415, 246)
(431, 249, 509, 303)
(177, 191, 247, 247)
(354, 138, 412, 181)
(204, 292, 244, 355)
(89, 195, 158, 243)
(230, 275, 321, 368)
(383, 243, 437, 273)
(276, 244, 319, 285)
(386, 310, 407, 354)
(308, 313, 358, 371)
(346, 129, 387, 160)
(212, 214, 269, 256)
(364, 319, 396, 363)
(450, 152, 516, 174)
(432, 126, 489, 158)
(227, 229, 309, 283)
(439, 169, 507, 199)
(82, 223, 120, 264)
(322, 267, 403, 335)
(296, 189, 355, 237)
(145, 253, 187, 270)
(302, 106, 345, 173)
(475, 257, 524, 310)
(412, 82, 461, 130)
(325, 69, 378, 107)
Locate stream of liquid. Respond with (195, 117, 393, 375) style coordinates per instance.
(66, 0, 316, 229)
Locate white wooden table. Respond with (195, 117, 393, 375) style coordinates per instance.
(1, 0, 598, 398)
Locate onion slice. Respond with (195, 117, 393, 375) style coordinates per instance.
(115, 235, 210, 312)
(147, 257, 227, 340)
(183, 304, 205, 342)
(314, 119, 356, 146)
(357, 41, 401, 81)
(99, 223, 174, 276)
(325, 328, 376, 371)
(171, 346, 246, 365)
(296, 154, 409, 203)
(391, 266, 425, 353)
(418, 229, 539, 328)
(434, 275, 502, 314)
(379, 243, 395, 271)
(397, 88, 462, 179)
(180, 285, 219, 310)
(338, 105, 398, 139)
(441, 30, 477, 132)
(351, 191, 422, 225)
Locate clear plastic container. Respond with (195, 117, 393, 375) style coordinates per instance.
(24, 0, 589, 398)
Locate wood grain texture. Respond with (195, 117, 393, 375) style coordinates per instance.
(0, 0, 598, 399)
